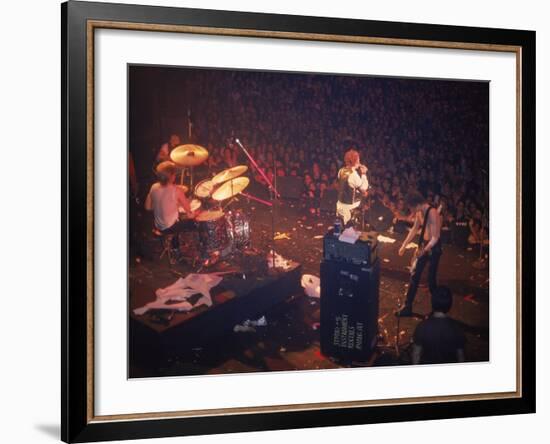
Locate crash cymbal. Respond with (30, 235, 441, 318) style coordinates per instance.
(211, 165, 248, 185)
(170, 144, 209, 167)
(212, 177, 250, 201)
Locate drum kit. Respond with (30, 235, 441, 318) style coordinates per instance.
(170, 144, 252, 262)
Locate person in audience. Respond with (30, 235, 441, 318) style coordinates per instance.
(155, 133, 181, 164)
(411, 286, 466, 365)
(392, 197, 413, 233)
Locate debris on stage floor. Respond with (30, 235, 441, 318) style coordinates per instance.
(129, 198, 489, 378)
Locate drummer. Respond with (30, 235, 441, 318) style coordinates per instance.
(145, 161, 196, 245)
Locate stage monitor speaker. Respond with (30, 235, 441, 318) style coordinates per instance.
(451, 221, 470, 247)
(320, 188, 338, 213)
(323, 230, 378, 266)
(320, 258, 380, 363)
(277, 176, 303, 200)
(440, 226, 452, 244)
(365, 202, 393, 232)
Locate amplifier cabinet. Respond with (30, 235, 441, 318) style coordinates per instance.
(320, 259, 380, 362)
(323, 230, 378, 266)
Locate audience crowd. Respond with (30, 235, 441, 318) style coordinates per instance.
(163, 69, 489, 245)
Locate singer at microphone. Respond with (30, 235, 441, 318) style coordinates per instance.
(336, 149, 369, 226)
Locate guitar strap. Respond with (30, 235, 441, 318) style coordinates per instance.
(417, 205, 434, 249)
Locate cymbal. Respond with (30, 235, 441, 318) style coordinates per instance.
(178, 199, 201, 214)
(212, 177, 250, 201)
(211, 165, 248, 185)
(176, 184, 189, 193)
(194, 179, 215, 198)
(170, 144, 209, 167)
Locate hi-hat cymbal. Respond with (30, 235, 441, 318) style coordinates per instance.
(211, 165, 248, 185)
(212, 177, 250, 201)
(170, 144, 209, 167)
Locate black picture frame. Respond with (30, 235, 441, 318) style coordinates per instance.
(62, 1, 536, 442)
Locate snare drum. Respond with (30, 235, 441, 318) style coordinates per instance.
(226, 210, 251, 250)
(196, 210, 229, 254)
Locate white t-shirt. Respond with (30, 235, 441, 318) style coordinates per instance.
(147, 183, 179, 231)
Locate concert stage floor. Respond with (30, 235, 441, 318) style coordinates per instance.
(129, 197, 489, 377)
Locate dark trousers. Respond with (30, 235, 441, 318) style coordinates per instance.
(405, 241, 442, 308)
(161, 218, 196, 248)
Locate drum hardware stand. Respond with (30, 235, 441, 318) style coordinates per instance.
(189, 166, 195, 189)
(222, 195, 238, 211)
(235, 138, 280, 268)
(179, 166, 188, 186)
(178, 165, 195, 189)
(227, 179, 235, 210)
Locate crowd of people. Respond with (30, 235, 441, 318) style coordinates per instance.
(160, 69, 490, 246)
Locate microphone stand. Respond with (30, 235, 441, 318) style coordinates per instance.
(272, 153, 277, 269)
(235, 139, 280, 198)
(235, 138, 279, 268)
(394, 294, 402, 359)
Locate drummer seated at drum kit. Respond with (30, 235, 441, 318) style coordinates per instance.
(144, 160, 197, 259)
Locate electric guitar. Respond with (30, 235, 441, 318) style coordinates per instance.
(408, 205, 435, 274)
(409, 244, 427, 275)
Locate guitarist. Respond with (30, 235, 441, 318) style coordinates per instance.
(396, 191, 442, 317)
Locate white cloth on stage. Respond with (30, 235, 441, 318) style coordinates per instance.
(301, 274, 321, 298)
(133, 273, 225, 316)
(338, 227, 361, 244)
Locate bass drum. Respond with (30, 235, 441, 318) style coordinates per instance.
(226, 210, 251, 250)
(196, 210, 229, 255)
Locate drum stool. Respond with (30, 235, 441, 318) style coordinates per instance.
(152, 227, 177, 265)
